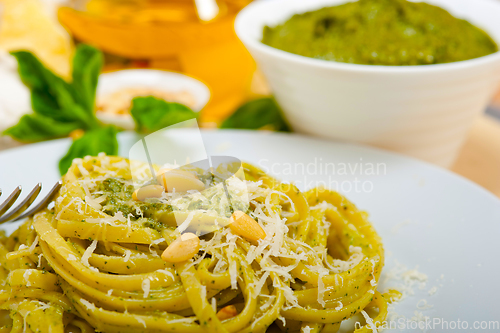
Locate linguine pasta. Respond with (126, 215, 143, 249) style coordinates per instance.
(0, 154, 397, 333)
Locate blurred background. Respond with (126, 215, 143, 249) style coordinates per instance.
(2, 0, 500, 129)
(0, 0, 265, 127)
(0, 0, 499, 195)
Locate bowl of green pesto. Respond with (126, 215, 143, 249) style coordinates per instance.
(261, 0, 498, 66)
(235, 0, 500, 167)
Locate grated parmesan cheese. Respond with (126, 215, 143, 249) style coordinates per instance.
(56, 198, 79, 220)
(151, 238, 165, 245)
(259, 295, 275, 312)
(200, 285, 207, 300)
(84, 195, 102, 211)
(369, 258, 378, 287)
(156, 269, 175, 280)
(381, 260, 428, 300)
(167, 318, 197, 324)
(23, 270, 32, 287)
(123, 250, 132, 263)
(410, 310, 430, 328)
(228, 255, 238, 290)
(361, 310, 378, 333)
(37, 253, 43, 268)
(81, 240, 98, 272)
(324, 245, 364, 274)
(29, 236, 38, 253)
(80, 299, 96, 311)
(135, 316, 147, 328)
(177, 211, 195, 234)
(416, 299, 433, 310)
(302, 325, 312, 333)
(211, 297, 217, 312)
(317, 269, 328, 307)
(142, 278, 151, 298)
(253, 271, 270, 294)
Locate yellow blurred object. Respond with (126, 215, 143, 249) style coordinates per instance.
(58, 0, 256, 124)
(0, 0, 73, 78)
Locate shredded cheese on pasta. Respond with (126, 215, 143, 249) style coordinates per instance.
(0, 155, 392, 333)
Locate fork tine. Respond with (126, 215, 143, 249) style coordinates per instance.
(0, 184, 41, 223)
(14, 180, 63, 222)
(0, 186, 22, 217)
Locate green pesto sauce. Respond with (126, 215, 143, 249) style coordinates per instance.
(95, 177, 250, 232)
(96, 178, 172, 231)
(261, 0, 498, 65)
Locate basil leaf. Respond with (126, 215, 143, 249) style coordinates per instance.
(130, 96, 197, 133)
(3, 114, 81, 142)
(71, 44, 103, 114)
(58, 126, 118, 175)
(9, 51, 70, 94)
(30, 89, 95, 127)
(221, 97, 290, 132)
(10, 50, 98, 129)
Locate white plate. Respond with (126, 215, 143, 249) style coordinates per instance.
(1, 130, 499, 330)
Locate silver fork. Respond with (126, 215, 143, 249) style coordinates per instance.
(0, 180, 63, 224)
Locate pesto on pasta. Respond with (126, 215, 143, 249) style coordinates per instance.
(0, 154, 398, 333)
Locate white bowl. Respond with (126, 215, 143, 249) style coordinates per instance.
(96, 69, 210, 130)
(235, 0, 500, 167)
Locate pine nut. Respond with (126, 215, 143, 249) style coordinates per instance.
(157, 168, 198, 180)
(161, 233, 200, 263)
(157, 169, 205, 193)
(229, 211, 266, 242)
(216, 305, 238, 320)
(132, 185, 164, 201)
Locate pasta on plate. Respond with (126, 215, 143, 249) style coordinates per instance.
(0, 154, 398, 333)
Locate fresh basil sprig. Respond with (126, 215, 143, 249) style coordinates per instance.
(3, 44, 202, 175)
(4, 113, 82, 142)
(130, 96, 198, 133)
(221, 97, 290, 132)
(7, 44, 102, 138)
(3, 44, 118, 175)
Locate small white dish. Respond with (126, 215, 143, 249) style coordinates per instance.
(235, 0, 500, 167)
(96, 69, 210, 130)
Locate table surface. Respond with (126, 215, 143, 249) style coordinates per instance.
(452, 115, 500, 198)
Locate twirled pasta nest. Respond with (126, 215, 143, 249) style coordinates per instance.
(0, 154, 398, 333)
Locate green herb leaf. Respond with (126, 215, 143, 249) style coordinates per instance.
(10, 50, 98, 129)
(30, 89, 95, 127)
(58, 126, 118, 175)
(9, 51, 69, 95)
(220, 97, 290, 131)
(130, 96, 198, 133)
(71, 44, 103, 114)
(3, 114, 81, 142)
